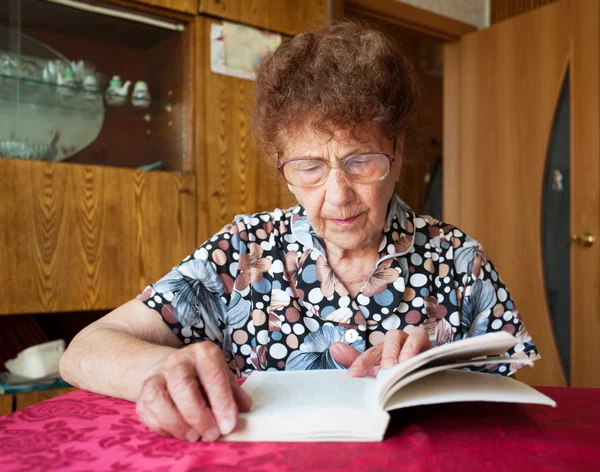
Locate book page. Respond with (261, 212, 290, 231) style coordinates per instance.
(380, 356, 531, 407)
(223, 370, 389, 442)
(241, 370, 377, 414)
(384, 370, 556, 412)
(375, 331, 519, 403)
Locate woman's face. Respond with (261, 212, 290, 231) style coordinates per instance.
(281, 126, 402, 255)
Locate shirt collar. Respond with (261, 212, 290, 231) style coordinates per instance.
(290, 194, 416, 265)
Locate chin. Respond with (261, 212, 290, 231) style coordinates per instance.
(326, 232, 376, 251)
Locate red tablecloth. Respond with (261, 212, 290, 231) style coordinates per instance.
(0, 386, 598, 472)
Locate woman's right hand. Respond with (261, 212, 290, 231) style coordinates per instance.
(135, 341, 252, 442)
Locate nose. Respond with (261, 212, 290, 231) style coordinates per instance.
(323, 167, 356, 208)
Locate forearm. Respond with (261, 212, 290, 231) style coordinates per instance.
(60, 325, 177, 402)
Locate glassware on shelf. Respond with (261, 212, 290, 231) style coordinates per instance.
(105, 75, 131, 106)
(0, 131, 59, 161)
(0, 26, 104, 162)
(83, 74, 99, 100)
(57, 68, 77, 96)
(132, 81, 151, 108)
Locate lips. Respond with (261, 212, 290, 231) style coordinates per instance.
(330, 214, 361, 225)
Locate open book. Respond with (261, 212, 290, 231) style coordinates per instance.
(223, 331, 556, 442)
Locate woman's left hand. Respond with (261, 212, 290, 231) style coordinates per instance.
(330, 326, 433, 377)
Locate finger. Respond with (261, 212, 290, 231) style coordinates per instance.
(165, 360, 217, 442)
(137, 375, 194, 442)
(380, 330, 409, 370)
(329, 342, 361, 368)
(398, 327, 433, 362)
(347, 344, 383, 377)
(366, 364, 381, 377)
(195, 342, 239, 439)
(136, 393, 169, 437)
(136, 405, 169, 438)
(229, 373, 252, 412)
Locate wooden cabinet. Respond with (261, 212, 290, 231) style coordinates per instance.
(0, 394, 12, 416)
(444, 0, 600, 387)
(0, 0, 198, 315)
(0, 160, 195, 314)
(0, 387, 78, 416)
(14, 387, 78, 411)
(198, 0, 332, 36)
(195, 16, 295, 242)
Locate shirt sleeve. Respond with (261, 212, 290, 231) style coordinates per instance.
(453, 236, 541, 376)
(136, 219, 250, 360)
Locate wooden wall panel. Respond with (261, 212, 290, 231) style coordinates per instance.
(443, 0, 570, 386)
(491, 0, 558, 24)
(0, 160, 196, 315)
(570, 0, 600, 387)
(345, 0, 475, 42)
(443, 42, 461, 223)
(196, 17, 296, 244)
(199, 0, 328, 36)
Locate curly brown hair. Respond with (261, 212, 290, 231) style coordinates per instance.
(251, 21, 420, 156)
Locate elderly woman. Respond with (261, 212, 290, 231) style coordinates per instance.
(60, 22, 539, 443)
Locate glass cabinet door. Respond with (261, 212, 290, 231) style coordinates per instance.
(0, 0, 192, 172)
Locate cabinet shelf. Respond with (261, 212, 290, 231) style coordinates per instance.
(0, 73, 174, 121)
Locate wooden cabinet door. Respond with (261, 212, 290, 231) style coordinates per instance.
(444, 0, 600, 387)
(198, 0, 330, 36)
(0, 160, 196, 314)
(0, 395, 12, 416)
(195, 16, 296, 243)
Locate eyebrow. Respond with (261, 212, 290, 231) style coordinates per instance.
(295, 148, 362, 159)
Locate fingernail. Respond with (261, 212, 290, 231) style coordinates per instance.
(186, 428, 201, 443)
(203, 427, 220, 442)
(219, 418, 235, 436)
(398, 353, 409, 363)
(381, 360, 392, 369)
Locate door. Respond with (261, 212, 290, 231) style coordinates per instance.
(444, 0, 600, 387)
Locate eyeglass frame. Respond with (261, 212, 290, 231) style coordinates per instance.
(276, 136, 397, 188)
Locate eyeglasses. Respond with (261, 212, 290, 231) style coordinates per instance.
(277, 137, 396, 188)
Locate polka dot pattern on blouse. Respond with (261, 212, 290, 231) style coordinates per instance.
(138, 195, 540, 377)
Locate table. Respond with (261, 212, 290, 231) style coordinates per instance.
(0, 387, 598, 471)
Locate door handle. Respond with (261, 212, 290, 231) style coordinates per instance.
(571, 232, 595, 248)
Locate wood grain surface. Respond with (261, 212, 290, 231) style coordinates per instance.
(14, 387, 78, 412)
(570, 0, 600, 387)
(344, 0, 475, 42)
(128, 0, 197, 15)
(0, 394, 13, 416)
(198, 0, 328, 36)
(491, 0, 558, 24)
(443, 0, 571, 386)
(0, 159, 196, 315)
(195, 17, 296, 244)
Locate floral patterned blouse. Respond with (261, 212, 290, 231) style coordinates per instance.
(138, 195, 540, 377)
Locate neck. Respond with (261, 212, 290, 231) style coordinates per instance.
(324, 237, 381, 268)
